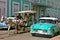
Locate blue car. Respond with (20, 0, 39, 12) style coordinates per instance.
(0, 21, 8, 29)
(30, 17, 60, 37)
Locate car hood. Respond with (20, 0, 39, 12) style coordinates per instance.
(31, 23, 56, 30)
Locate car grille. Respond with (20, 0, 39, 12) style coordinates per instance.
(34, 29, 47, 33)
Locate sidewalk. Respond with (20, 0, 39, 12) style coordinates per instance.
(50, 35, 60, 40)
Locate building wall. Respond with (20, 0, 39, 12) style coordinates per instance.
(30, 0, 47, 21)
(0, 0, 60, 19)
(8, 0, 21, 16)
(46, 0, 60, 19)
(0, 0, 7, 19)
(8, 0, 31, 17)
(22, 0, 30, 10)
(7, 0, 9, 17)
(29, 0, 60, 21)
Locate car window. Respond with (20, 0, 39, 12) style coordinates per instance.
(39, 19, 46, 23)
(39, 19, 56, 24)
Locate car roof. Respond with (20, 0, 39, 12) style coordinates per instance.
(39, 17, 58, 20)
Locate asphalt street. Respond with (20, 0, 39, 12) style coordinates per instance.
(0, 30, 50, 40)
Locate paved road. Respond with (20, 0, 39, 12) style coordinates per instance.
(0, 30, 50, 40)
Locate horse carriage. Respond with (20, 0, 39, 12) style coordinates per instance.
(6, 10, 36, 35)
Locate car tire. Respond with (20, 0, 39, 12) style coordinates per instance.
(48, 34, 55, 38)
(49, 29, 55, 38)
(51, 33, 55, 37)
(57, 31, 60, 35)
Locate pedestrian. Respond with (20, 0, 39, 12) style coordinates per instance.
(28, 14, 32, 25)
(24, 13, 28, 21)
(23, 13, 28, 32)
(24, 13, 28, 24)
(28, 14, 32, 21)
(17, 14, 22, 19)
(15, 14, 22, 23)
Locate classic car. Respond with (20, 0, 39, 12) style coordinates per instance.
(0, 17, 16, 29)
(0, 21, 8, 29)
(30, 17, 60, 37)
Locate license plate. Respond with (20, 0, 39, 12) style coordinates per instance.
(38, 30, 43, 33)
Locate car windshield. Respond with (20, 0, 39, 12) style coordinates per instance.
(39, 19, 56, 24)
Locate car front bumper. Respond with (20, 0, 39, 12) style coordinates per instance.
(30, 31, 52, 36)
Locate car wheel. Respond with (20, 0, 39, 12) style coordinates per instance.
(58, 31, 60, 35)
(49, 33, 55, 38)
(51, 33, 55, 37)
(50, 29, 55, 37)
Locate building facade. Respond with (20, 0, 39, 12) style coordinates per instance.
(27, 0, 54, 21)
(0, 0, 7, 19)
(46, 0, 60, 19)
(0, 0, 21, 19)
(0, 0, 60, 20)
(0, 0, 30, 18)
(27, 0, 60, 21)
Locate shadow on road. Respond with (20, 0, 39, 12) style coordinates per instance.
(31, 32, 60, 38)
(31, 34, 60, 38)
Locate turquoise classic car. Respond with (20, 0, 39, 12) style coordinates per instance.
(30, 17, 60, 37)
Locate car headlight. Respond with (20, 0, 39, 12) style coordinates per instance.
(48, 28, 51, 30)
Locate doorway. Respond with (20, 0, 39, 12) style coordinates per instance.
(40, 7, 46, 17)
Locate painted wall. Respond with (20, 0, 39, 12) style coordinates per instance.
(8, 0, 31, 17)
(0, 0, 7, 19)
(22, 0, 30, 10)
(5, 0, 60, 20)
(7, 0, 9, 17)
(45, 0, 60, 19)
(32, 5, 46, 21)
(8, 0, 21, 16)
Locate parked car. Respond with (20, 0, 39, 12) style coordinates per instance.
(0, 21, 8, 29)
(0, 17, 16, 29)
(30, 17, 60, 37)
